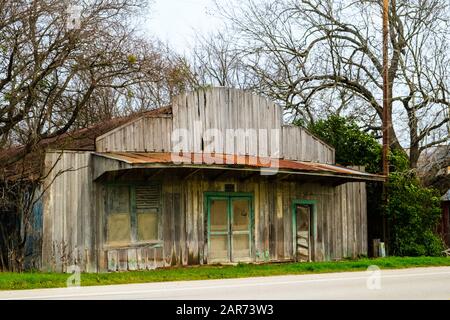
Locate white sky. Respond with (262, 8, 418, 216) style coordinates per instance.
(144, 0, 222, 55)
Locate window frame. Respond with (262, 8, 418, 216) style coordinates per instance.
(104, 182, 162, 249)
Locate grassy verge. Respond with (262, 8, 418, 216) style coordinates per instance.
(0, 256, 449, 290)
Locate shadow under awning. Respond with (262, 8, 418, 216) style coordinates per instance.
(92, 152, 385, 184)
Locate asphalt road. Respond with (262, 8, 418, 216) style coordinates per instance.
(0, 266, 449, 300)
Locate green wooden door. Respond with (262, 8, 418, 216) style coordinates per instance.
(207, 195, 252, 263)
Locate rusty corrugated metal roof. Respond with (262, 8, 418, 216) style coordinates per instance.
(94, 152, 385, 181)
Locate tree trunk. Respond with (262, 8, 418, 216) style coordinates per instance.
(409, 143, 420, 169)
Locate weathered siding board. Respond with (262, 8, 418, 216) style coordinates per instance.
(275, 185, 284, 260)
(280, 126, 335, 164)
(118, 250, 128, 271)
(95, 116, 172, 152)
(175, 175, 363, 264)
(96, 88, 335, 164)
(361, 181, 368, 255)
(184, 179, 194, 264)
(173, 192, 182, 264)
(261, 179, 270, 260)
(107, 250, 118, 271)
(253, 180, 262, 261)
(41, 151, 93, 272)
(353, 182, 359, 257)
(172, 88, 283, 158)
(43, 158, 368, 272)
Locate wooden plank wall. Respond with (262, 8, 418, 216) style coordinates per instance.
(172, 87, 282, 157)
(95, 115, 172, 152)
(41, 151, 96, 272)
(94, 87, 336, 165)
(42, 156, 367, 272)
(282, 126, 335, 164)
(156, 175, 367, 267)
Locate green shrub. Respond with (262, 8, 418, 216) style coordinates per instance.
(306, 115, 381, 173)
(306, 115, 445, 257)
(386, 171, 444, 256)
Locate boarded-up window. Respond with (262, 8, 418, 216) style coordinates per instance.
(136, 185, 160, 208)
(108, 214, 131, 243)
(107, 184, 160, 245)
(137, 209, 158, 240)
(136, 185, 160, 241)
(107, 186, 131, 244)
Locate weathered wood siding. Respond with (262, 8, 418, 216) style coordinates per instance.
(282, 125, 335, 163)
(95, 115, 172, 152)
(97, 173, 367, 270)
(94, 87, 335, 164)
(41, 151, 96, 272)
(39, 86, 373, 273)
(42, 153, 367, 272)
(152, 176, 367, 266)
(172, 87, 282, 157)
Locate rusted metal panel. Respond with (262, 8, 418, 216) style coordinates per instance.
(93, 151, 385, 182)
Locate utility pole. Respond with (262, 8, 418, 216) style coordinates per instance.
(382, 0, 390, 254)
(382, 0, 390, 177)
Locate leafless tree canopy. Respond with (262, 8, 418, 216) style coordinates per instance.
(196, 0, 449, 169)
(190, 30, 251, 89)
(0, 1, 192, 270)
(0, 0, 189, 165)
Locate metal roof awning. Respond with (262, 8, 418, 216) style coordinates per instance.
(93, 152, 385, 182)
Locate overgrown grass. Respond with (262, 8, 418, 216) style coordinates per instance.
(0, 256, 449, 290)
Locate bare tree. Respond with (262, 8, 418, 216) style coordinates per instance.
(190, 30, 251, 89)
(0, 0, 193, 271)
(0, 147, 67, 271)
(74, 40, 191, 128)
(0, 0, 150, 162)
(211, 0, 449, 169)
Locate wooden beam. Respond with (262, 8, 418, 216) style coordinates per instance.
(146, 168, 164, 181)
(239, 171, 260, 182)
(112, 169, 127, 181)
(211, 169, 228, 181)
(182, 168, 202, 180)
(276, 173, 293, 181)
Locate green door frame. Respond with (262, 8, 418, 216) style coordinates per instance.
(205, 192, 254, 263)
(292, 199, 317, 262)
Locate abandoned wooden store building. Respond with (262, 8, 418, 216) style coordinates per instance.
(6, 87, 384, 272)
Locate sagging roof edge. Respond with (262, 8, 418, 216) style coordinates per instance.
(92, 152, 385, 182)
